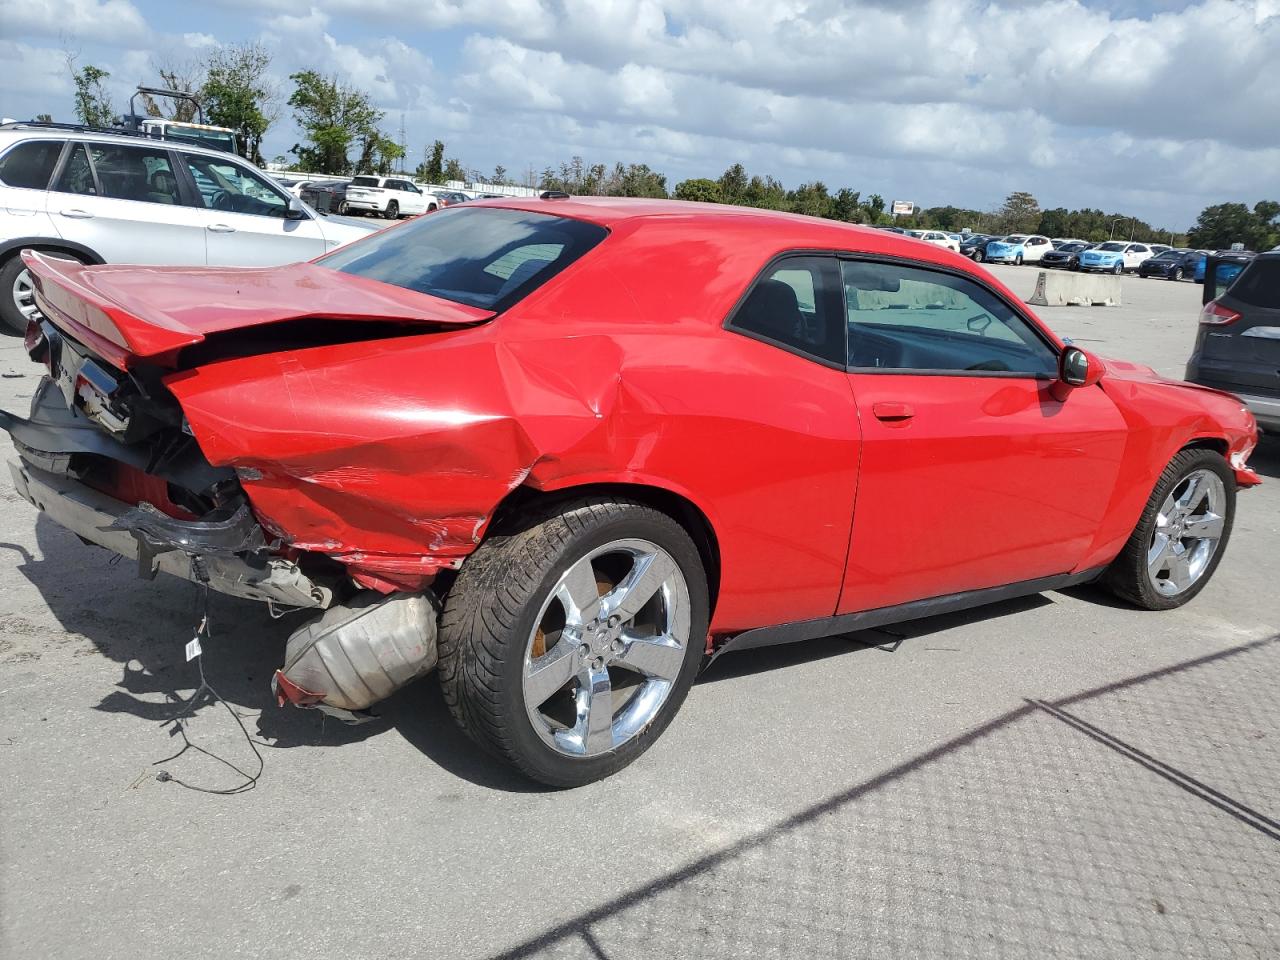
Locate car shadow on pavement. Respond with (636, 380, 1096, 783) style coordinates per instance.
(698, 593, 1053, 684)
(5, 516, 552, 792)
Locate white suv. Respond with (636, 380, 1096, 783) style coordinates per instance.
(343, 175, 435, 218)
(0, 125, 380, 333)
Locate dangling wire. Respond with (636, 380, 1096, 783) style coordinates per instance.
(152, 581, 265, 795)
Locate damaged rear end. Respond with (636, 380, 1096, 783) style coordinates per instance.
(3, 250, 494, 721)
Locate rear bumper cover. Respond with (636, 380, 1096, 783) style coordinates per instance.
(8, 458, 332, 608)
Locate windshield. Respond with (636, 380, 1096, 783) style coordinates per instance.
(1097, 242, 1126, 252)
(1153, 250, 1182, 260)
(317, 206, 609, 311)
(1058, 243, 1085, 252)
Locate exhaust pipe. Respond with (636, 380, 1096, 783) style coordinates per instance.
(273, 591, 439, 723)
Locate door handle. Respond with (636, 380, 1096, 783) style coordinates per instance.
(207, 223, 236, 233)
(872, 402, 915, 422)
(59, 208, 94, 219)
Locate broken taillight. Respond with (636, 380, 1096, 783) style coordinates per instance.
(1199, 300, 1241, 325)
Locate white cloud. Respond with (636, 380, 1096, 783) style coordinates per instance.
(0, 0, 149, 45)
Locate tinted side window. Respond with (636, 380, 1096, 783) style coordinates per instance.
(86, 144, 181, 204)
(317, 206, 608, 311)
(728, 256, 845, 365)
(54, 144, 95, 195)
(843, 260, 1058, 376)
(1226, 258, 1280, 308)
(0, 140, 63, 189)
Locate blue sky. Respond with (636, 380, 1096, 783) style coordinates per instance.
(2, 0, 1277, 229)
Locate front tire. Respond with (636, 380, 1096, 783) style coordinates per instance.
(1171, 267, 1183, 281)
(438, 498, 709, 787)
(1102, 449, 1235, 610)
(1014, 253, 1023, 266)
(1113, 261, 1124, 275)
(973, 248, 985, 263)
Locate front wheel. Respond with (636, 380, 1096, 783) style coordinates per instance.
(383, 200, 399, 220)
(1102, 449, 1235, 610)
(1112, 261, 1124, 275)
(972, 249, 985, 263)
(1171, 267, 1183, 281)
(1014, 253, 1023, 266)
(438, 498, 709, 787)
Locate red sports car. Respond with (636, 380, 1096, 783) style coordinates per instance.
(1, 197, 1260, 786)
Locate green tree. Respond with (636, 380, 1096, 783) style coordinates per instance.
(202, 43, 275, 163)
(674, 178, 722, 202)
(865, 193, 886, 221)
(373, 135, 405, 174)
(831, 188, 861, 222)
(287, 70, 382, 174)
(997, 191, 1041, 233)
(717, 163, 748, 204)
(442, 157, 467, 182)
(492, 164, 508, 185)
(68, 58, 114, 127)
(1187, 201, 1279, 251)
(415, 140, 445, 183)
(34, 113, 53, 123)
(789, 181, 832, 219)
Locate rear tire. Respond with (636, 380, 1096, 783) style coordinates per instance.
(437, 498, 709, 787)
(336, 201, 349, 215)
(1101, 449, 1235, 610)
(384, 200, 399, 220)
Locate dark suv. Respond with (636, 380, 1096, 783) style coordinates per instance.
(1186, 251, 1280, 433)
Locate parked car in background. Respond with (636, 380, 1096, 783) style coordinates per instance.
(0, 125, 379, 333)
(1138, 249, 1202, 281)
(433, 190, 472, 207)
(1, 199, 1259, 786)
(960, 234, 1000, 261)
(1149, 244, 1173, 255)
(1050, 238, 1088, 248)
(1079, 241, 1155, 274)
(1186, 250, 1280, 433)
(1040, 241, 1092, 271)
(298, 179, 352, 215)
(344, 175, 432, 218)
(1200, 250, 1256, 300)
(984, 234, 1053, 265)
(907, 230, 960, 253)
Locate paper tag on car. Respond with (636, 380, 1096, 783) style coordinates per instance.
(185, 637, 202, 661)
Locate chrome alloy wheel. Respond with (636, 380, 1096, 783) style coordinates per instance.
(12, 267, 38, 323)
(1146, 468, 1227, 597)
(522, 538, 691, 758)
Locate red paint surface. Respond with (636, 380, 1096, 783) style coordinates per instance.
(25, 198, 1260, 635)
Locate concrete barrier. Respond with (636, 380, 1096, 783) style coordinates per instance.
(1026, 271, 1122, 307)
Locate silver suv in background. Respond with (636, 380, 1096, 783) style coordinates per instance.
(0, 125, 380, 333)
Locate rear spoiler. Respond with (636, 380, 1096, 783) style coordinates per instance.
(22, 251, 494, 369)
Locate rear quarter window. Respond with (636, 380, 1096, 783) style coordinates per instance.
(1227, 258, 1280, 309)
(0, 140, 63, 189)
(317, 206, 608, 311)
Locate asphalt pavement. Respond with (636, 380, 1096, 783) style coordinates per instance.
(0, 264, 1276, 959)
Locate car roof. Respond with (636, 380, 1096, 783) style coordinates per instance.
(0, 124, 248, 165)
(460, 195, 1008, 273)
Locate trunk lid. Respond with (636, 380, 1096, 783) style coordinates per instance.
(23, 251, 493, 369)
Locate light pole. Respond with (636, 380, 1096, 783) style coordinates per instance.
(1108, 217, 1125, 240)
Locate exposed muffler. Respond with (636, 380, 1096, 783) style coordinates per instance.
(273, 591, 439, 723)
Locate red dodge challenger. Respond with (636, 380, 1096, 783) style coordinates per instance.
(0, 196, 1260, 786)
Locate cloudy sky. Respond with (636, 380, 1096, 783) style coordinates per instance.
(1, 0, 1277, 228)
